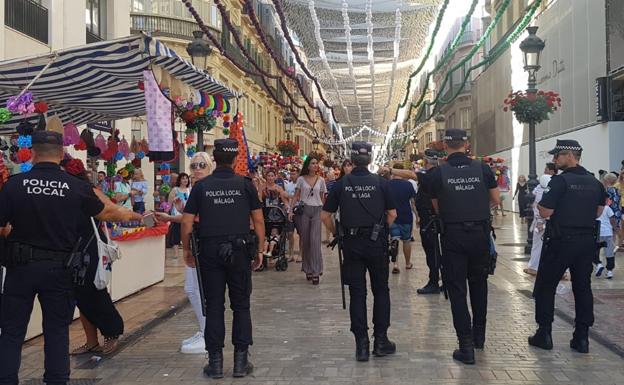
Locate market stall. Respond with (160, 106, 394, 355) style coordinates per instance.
(0, 33, 237, 339)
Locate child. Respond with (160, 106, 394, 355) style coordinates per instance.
(596, 204, 617, 279)
(264, 227, 280, 259)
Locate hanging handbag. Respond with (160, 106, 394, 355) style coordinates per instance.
(293, 176, 319, 215)
(92, 218, 121, 290)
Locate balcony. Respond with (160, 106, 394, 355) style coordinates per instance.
(130, 13, 220, 42)
(5, 0, 49, 44)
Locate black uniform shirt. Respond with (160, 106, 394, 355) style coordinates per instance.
(0, 162, 105, 251)
(323, 166, 396, 213)
(429, 152, 498, 198)
(184, 166, 262, 216)
(539, 166, 607, 210)
(415, 168, 435, 216)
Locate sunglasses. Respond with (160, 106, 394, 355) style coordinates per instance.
(190, 162, 208, 170)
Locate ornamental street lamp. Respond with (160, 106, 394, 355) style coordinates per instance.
(282, 112, 294, 140)
(186, 31, 212, 150)
(520, 26, 545, 255)
(411, 137, 419, 154)
(312, 136, 320, 151)
(400, 149, 406, 160)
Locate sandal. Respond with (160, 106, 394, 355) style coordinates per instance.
(405, 264, 413, 270)
(102, 336, 120, 355)
(71, 343, 102, 355)
(392, 267, 400, 274)
(306, 274, 312, 281)
(312, 276, 320, 285)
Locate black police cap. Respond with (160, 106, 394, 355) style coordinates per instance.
(213, 138, 238, 154)
(424, 149, 442, 160)
(547, 139, 582, 155)
(32, 131, 63, 146)
(351, 141, 372, 156)
(443, 128, 468, 141)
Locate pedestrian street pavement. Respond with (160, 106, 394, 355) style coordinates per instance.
(17, 214, 624, 385)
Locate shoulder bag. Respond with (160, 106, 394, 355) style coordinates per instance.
(92, 218, 121, 290)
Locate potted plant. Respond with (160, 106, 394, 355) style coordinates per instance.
(503, 90, 561, 124)
(276, 140, 299, 157)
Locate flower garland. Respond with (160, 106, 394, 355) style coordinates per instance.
(381, 9, 402, 123)
(181, 0, 312, 125)
(270, 0, 338, 123)
(213, 0, 322, 125)
(341, 1, 361, 123)
(243, 0, 328, 123)
(365, 0, 375, 123)
(503, 90, 561, 124)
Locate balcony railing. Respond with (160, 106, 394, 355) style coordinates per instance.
(130, 13, 220, 42)
(5, 0, 49, 44)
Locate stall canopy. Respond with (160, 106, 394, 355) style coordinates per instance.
(0, 33, 237, 134)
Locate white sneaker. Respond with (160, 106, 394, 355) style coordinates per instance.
(595, 263, 605, 277)
(181, 332, 205, 354)
(181, 331, 203, 346)
(606, 270, 614, 279)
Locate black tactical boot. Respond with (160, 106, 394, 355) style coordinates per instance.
(452, 335, 475, 365)
(528, 328, 553, 350)
(570, 327, 589, 353)
(355, 336, 370, 362)
(203, 350, 224, 379)
(233, 349, 253, 378)
(417, 282, 441, 295)
(473, 325, 486, 349)
(372, 333, 396, 357)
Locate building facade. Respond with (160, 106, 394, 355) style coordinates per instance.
(471, 0, 624, 209)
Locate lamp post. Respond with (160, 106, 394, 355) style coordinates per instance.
(186, 31, 212, 150)
(400, 149, 406, 160)
(312, 137, 320, 151)
(519, 26, 545, 254)
(411, 136, 419, 154)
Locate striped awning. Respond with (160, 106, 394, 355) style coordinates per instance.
(0, 33, 237, 134)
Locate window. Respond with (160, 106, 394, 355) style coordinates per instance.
(86, 0, 106, 38)
(460, 107, 471, 130)
(425, 132, 433, 146)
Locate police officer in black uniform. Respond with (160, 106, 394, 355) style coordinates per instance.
(528, 139, 606, 354)
(0, 131, 141, 385)
(429, 129, 499, 365)
(181, 139, 264, 379)
(321, 141, 398, 362)
(416, 149, 443, 295)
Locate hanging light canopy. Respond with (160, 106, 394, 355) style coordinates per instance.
(186, 31, 212, 70)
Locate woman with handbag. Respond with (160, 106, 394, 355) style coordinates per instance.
(61, 159, 138, 356)
(289, 154, 327, 285)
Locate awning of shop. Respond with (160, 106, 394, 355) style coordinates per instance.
(0, 33, 237, 134)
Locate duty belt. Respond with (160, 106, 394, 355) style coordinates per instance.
(444, 221, 488, 230)
(202, 233, 250, 243)
(9, 242, 68, 262)
(343, 226, 373, 237)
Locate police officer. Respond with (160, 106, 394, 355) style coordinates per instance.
(181, 139, 264, 379)
(528, 139, 606, 354)
(429, 129, 499, 365)
(321, 141, 398, 362)
(416, 149, 443, 295)
(0, 131, 142, 385)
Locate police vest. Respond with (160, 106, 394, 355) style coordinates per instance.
(415, 170, 434, 217)
(438, 160, 490, 223)
(550, 172, 601, 228)
(339, 173, 385, 228)
(199, 175, 251, 237)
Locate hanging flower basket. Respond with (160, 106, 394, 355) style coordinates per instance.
(277, 140, 299, 157)
(503, 90, 561, 124)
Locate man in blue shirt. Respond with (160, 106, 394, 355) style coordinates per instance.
(387, 164, 417, 274)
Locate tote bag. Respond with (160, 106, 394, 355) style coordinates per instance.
(92, 219, 121, 290)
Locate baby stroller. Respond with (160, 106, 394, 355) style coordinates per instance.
(260, 205, 289, 271)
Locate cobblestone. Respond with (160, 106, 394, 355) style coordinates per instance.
(16, 216, 624, 384)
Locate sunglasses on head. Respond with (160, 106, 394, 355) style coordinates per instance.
(190, 162, 208, 170)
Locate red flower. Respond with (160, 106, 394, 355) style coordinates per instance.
(16, 148, 32, 162)
(74, 140, 87, 151)
(34, 102, 48, 113)
(138, 81, 145, 90)
(65, 159, 85, 176)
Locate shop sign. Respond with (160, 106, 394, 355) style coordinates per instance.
(87, 120, 114, 132)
